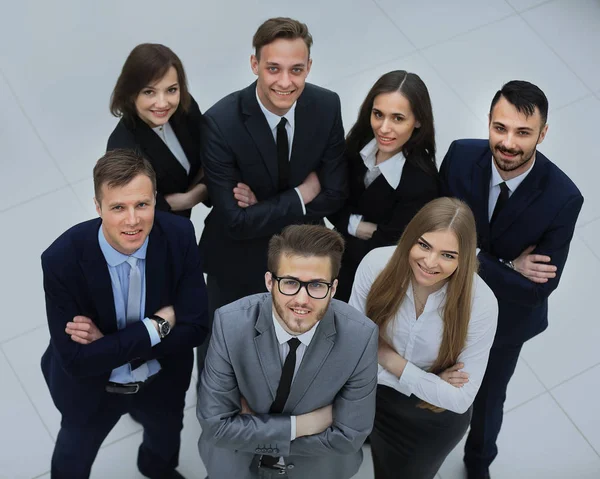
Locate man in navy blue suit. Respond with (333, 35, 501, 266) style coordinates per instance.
(440, 81, 583, 479)
(41, 150, 208, 478)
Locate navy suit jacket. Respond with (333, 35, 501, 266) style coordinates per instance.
(41, 211, 208, 421)
(199, 81, 347, 291)
(440, 139, 583, 344)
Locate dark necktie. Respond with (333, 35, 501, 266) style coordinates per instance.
(261, 338, 301, 467)
(276, 117, 290, 192)
(491, 181, 509, 225)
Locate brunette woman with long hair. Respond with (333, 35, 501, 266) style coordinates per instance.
(329, 70, 439, 302)
(349, 198, 498, 479)
(108, 43, 207, 218)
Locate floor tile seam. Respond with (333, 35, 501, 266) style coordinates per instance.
(0, 180, 73, 215)
(0, 324, 47, 347)
(31, 471, 50, 479)
(509, 0, 557, 14)
(575, 216, 600, 230)
(416, 11, 519, 53)
(0, 347, 56, 443)
(546, 359, 600, 393)
(516, 10, 596, 96)
(504, 390, 547, 414)
(99, 425, 143, 450)
(0, 70, 71, 185)
(549, 91, 597, 113)
(370, 0, 418, 50)
(546, 390, 600, 459)
(577, 232, 600, 265)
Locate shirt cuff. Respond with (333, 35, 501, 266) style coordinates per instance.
(397, 361, 427, 396)
(294, 188, 306, 215)
(290, 415, 297, 440)
(142, 317, 161, 347)
(348, 214, 363, 237)
(476, 247, 481, 256)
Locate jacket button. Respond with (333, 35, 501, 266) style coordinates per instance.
(267, 448, 273, 453)
(273, 448, 279, 453)
(255, 448, 261, 453)
(287, 464, 294, 469)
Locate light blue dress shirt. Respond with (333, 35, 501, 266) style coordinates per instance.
(97, 226, 161, 383)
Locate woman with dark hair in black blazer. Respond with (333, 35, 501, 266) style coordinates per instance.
(329, 70, 440, 301)
(107, 43, 207, 218)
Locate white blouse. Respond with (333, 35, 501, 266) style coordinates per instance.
(349, 246, 498, 414)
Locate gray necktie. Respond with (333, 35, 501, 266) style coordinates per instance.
(126, 257, 142, 324)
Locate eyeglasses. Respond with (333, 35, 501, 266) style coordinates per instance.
(270, 273, 334, 300)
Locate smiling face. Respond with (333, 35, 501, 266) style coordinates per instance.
(265, 254, 336, 335)
(94, 174, 155, 255)
(370, 91, 420, 163)
(409, 230, 459, 292)
(251, 38, 312, 116)
(489, 96, 548, 180)
(134, 66, 180, 128)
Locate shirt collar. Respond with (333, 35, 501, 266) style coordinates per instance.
(272, 312, 319, 347)
(490, 154, 536, 193)
(406, 280, 448, 308)
(360, 138, 406, 189)
(152, 121, 172, 139)
(98, 224, 149, 267)
(256, 88, 296, 132)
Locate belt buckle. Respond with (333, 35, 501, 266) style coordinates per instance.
(124, 383, 140, 394)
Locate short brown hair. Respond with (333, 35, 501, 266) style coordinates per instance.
(93, 149, 156, 203)
(267, 225, 345, 279)
(110, 43, 191, 122)
(252, 17, 313, 60)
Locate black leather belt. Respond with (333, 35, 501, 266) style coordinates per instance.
(105, 373, 158, 395)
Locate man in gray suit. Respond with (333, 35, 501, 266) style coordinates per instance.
(197, 225, 378, 479)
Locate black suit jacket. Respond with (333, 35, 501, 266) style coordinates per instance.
(199, 82, 347, 292)
(107, 95, 204, 218)
(40, 212, 208, 422)
(440, 139, 583, 344)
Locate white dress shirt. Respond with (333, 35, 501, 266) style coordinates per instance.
(348, 138, 406, 236)
(271, 313, 319, 441)
(152, 122, 191, 174)
(349, 246, 498, 414)
(488, 155, 535, 221)
(256, 89, 306, 214)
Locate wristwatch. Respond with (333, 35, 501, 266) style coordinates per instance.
(149, 314, 171, 339)
(499, 258, 515, 270)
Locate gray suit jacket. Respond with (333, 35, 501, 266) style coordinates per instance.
(197, 293, 378, 479)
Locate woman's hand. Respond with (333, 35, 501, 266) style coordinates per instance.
(438, 362, 470, 388)
(356, 221, 377, 240)
(164, 183, 208, 211)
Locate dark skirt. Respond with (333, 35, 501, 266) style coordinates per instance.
(371, 385, 472, 479)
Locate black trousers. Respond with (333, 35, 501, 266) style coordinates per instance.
(371, 385, 472, 479)
(51, 371, 186, 479)
(464, 342, 522, 475)
(195, 275, 266, 374)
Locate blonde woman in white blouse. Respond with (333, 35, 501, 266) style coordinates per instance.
(349, 197, 498, 479)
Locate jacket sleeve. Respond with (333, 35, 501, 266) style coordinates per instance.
(42, 252, 152, 379)
(477, 194, 583, 307)
(288, 325, 378, 456)
(197, 310, 293, 455)
(201, 113, 305, 241)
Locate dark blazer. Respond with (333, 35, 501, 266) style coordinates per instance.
(440, 139, 583, 344)
(329, 151, 439, 300)
(107, 95, 204, 218)
(199, 82, 348, 292)
(40, 211, 208, 422)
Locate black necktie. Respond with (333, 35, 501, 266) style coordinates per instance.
(261, 338, 301, 467)
(270, 337, 301, 413)
(276, 118, 290, 192)
(491, 182, 509, 225)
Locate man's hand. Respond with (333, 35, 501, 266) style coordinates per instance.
(296, 404, 333, 437)
(66, 316, 104, 345)
(438, 362, 469, 388)
(154, 305, 176, 330)
(356, 221, 377, 240)
(513, 245, 557, 284)
(297, 171, 321, 205)
(240, 397, 255, 415)
(233, 183, 258, 208)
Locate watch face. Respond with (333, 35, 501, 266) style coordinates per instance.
(160, 321, 171, 337)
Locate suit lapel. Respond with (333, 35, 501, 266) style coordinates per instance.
(289, 92, 318, 183)
(241, 83, 278, 190)
(285, 308, 336, 412)
(144, 220, 167, 317)
(254, 300, 282, 402)
(170, 112, 200, 180)
(79, 221, 118, 334)
(491, 155, 546, 240)
(473, 153, 493, 249)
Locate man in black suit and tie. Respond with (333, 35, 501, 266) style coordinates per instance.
(197, 17, 348, 369)
(440, 80, 583, 479)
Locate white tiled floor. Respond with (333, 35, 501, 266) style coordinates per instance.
(0, 1, 597, 478)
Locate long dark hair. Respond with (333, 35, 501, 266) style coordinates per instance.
(346, 70, 437, 176)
